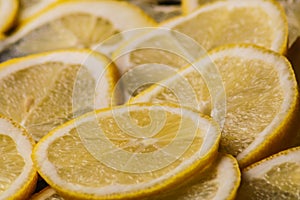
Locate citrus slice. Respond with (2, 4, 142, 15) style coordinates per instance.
(30, 187, 61, 200)
(0, 0, 156, 61)
(19, 0, 60, 21)
(113, 0, 287, 97)
(151, 154, 240, 200)
(0, 115, 37, 200)
(130, 45, 299, 168)
(168, 0, 287, 54)
(0, 49, 119, 141)
(30, 154, 239, 200)
(32, 103, 221, 200)
(0, 0, 18, 33)
(237, 146, 300, 199)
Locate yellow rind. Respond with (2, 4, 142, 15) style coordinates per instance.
(223, 154, 241, 200)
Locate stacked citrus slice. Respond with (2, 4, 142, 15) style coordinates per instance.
(237, 146, 300, 199)
(114, 0, 288, 79)
(0, 0, 156, 61)
(0, 0, 298, 199)
(32, 103, 221, 199)
(30, 154, 241, 200)
(0, 49, 119, 141)
(0, 115, 37, 200)
(130, 45, 299, 168)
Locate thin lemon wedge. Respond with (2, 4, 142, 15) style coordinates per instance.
(130, 45, 299, 168)
(0, 49, 119, 141)
(0, 115, 37, 200)
(32, 103, 221, 200)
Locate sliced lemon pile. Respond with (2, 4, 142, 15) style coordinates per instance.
(30, 187, 61, 200)
(0, 115, 37, 200)
(150, 154, 240, 200)
(0, 49, 119, 141)
(30, 154, 240, 200)
(237, 146, 300, 199)
(32, 103, 221, 200)
(130, 45, 299, 168)
(114, 0, 287, 78)
(0, 0, 18, 34)
(19, 0, 60, 21)
(0, 0, 156, 61)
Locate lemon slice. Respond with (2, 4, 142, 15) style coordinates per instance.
(0, 0, 156, 61)
(30, 187, 61, 200)
(30, 154, 240, 200)
(0, 0, 18, 33)
(0, 115, 37, 200)
(130, 45, 299, 168)
(19, 0, 60, 21)
(168, 0, 287, 54)
(151, 154, 240, 200)
(32, 103, 221, 200)
(0, 49, 119, 141)
(113, 0, 287, 96)
(237, 146, 300, 199)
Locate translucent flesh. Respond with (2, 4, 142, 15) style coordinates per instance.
(149, 72, 211, 116)
(47, 110, 205, 188)
(130, 35, 190, 70)
(216, 58, 283, 156)
(0, 62, 95, 140)
(0, 134, 25, 193)
(135, 56, 283, 157)
(173, 7, 274, 51)
(4, 13, 119, 59)
(238, 162, 300, 200)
